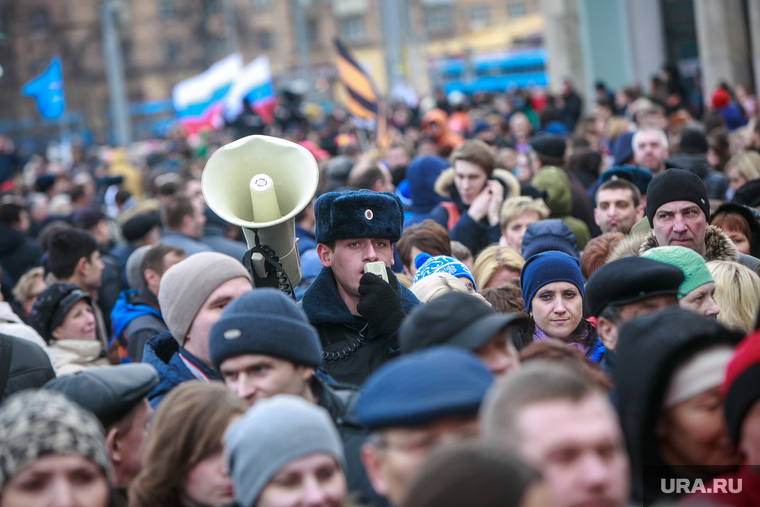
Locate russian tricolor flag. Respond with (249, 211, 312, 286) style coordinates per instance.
(224, 55, 276, 125)
(172, 53, 242, 135)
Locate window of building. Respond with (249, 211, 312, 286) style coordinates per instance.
(338, 16, 365, 42)
(207, 37, 226, 58)
(158, 0, 177, 20)
(424, 5, 452, 34)
(29, 7, 49, 32)
(204, 0, 222, 15)
(307, 19, 319, 44)
(508, 2, 525, 18)
(469, 5, 489, 29)
(165, 40, 181, 63)
(258, 31, 273, 50)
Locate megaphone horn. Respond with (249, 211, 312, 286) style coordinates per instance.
(201, 135, 320, 294)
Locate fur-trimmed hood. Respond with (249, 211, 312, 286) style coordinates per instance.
(606, 233, 649, 263)
(638, 225, 739, 262)
(433, 167, 519, 202)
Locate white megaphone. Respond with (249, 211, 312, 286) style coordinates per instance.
(201, 135, 319, 293)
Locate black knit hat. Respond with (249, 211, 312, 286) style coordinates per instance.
(208, 288, 322, 371)
(27, 282, 92, 344)
(121, 211, 160, 242)
(732, 179, 760, 208)
(646, 169, 710, 227)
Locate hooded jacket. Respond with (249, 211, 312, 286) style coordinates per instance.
(301, 267, 420, 386)
(109, 288, 167, 363)
(666, 153, 729, 201)
(0, 224, 41, 285)
(143, 331, 222, 409)
(0, 333, 55, 401)
(710, 203, 760, 259)
(615, 307, 742, 503)
(404, 156, 448, 227)
(429, 167, 517, 256)
(420, 109, 463, 157)
(531, 167, 591, 249)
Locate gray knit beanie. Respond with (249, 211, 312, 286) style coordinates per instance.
(0, 390, 111, 491)
(224, 395, 346, 507)
(158, 252, 251, 345)
(126, 244, 153, 290)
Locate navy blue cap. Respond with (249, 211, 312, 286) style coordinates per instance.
(315, 190, 404, 244)
(611, 132, 635, 166)
(356, 347, 493, 430)
(209, 288, 322, 371)
(521, 219, 580, 261)
(599, 166, 653, 196)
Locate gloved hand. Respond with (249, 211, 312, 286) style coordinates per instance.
(357, 267, 406, 339)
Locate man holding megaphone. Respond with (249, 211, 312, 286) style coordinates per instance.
(302, 189, 421, 386)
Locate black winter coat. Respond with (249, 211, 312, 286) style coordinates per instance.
(312, 374, 388, 507)
(0, 333, 55, 401)
(0, 224, 41, 285)
(615, 308, 742, 504)
(302, 268, 420, 386)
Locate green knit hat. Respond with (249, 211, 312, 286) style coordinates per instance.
(641, 246, 713, 299)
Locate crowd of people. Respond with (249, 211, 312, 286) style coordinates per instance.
(0, 73, 760, 507)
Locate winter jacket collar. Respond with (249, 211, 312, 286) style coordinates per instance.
(302, 267, 419, 328)
(639, 225, 739, 262)
(433, 168, 515, 208)
(143, 332, 221, 408)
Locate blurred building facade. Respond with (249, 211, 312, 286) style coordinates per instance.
(542, 0, 760, 110)
(0, 0, 540, 144)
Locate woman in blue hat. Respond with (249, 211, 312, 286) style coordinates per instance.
(517, 251, 603, 361)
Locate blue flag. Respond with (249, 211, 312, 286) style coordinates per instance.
(21, 56, 65, 120)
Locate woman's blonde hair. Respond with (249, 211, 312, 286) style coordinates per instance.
(499, 196, 550, 232)
(472, 245, 525, 290)
(707, 261, 760, 334)
(725, 151, 760, 182)
(11, 266, 44, 304)
(129, 382, 247, 507)
(411, 273, 469, 303)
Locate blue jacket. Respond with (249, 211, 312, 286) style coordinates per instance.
(110, 289, 163, 363)
(143, 332, 223, 409)
(295, 224, 317, 255)
(160, 232, 214, 256)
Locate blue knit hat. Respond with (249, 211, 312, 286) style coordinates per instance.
(412, 253, 477, 291)
(521, 219, 580, 261)
(356, 346, 493, 430)
(208, 288, 322, 371)
(314, 189, 404, 244)
(520, 251, 584, 311)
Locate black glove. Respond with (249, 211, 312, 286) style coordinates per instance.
(357, 267, 406, 339)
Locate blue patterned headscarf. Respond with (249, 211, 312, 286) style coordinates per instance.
(412, 253, 477, 291)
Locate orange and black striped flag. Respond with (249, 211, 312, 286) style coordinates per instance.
(334, 38, 378, 120)
(334, 38, 392, 150)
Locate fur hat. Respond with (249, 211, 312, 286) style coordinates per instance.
(314, 190, 404, 244)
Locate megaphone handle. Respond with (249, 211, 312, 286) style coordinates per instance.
(243, 230, 296, 299)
